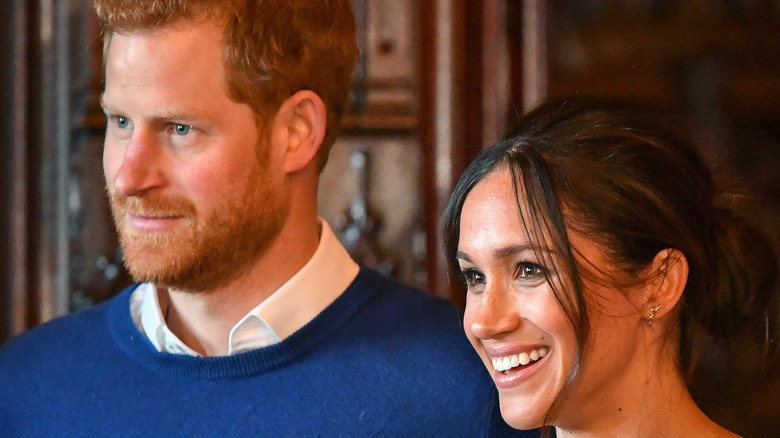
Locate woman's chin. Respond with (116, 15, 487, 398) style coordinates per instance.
(499, 398, 547, 431)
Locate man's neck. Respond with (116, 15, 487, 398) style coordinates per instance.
(160, 217, 321, 356)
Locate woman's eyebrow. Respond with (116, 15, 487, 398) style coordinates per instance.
(492, 244, 543, 259)
(457, 244, 553, 262)
(455, 251, 472, 262)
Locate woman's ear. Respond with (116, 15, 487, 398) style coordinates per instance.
(642, 248, 689, 325)
(272, 90, 327, 173)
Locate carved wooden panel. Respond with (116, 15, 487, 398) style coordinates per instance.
(0, 0, 132, 344)
(540, 0, 780, 247)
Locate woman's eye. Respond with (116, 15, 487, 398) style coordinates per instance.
(461, 269, 486, 290)
(514, 262, 546, 284)
(173, 123, 192, 135)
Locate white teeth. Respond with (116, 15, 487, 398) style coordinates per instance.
(519, 352, 530, 366)
(491, 346, 550, 372)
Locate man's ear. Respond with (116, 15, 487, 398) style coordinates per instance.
(273, 90, 327, 173)
(642, 248, 689, 323)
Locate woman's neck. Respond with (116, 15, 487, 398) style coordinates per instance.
(554, 359, 739, 438)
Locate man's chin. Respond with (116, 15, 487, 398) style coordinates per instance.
(124, 256, 184, 286)
(120, 240, 191, 286)
(121, 246, 242, 293)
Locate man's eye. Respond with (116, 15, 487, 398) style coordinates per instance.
(173, 124, 192, 135)
(116, 116, 129, 129)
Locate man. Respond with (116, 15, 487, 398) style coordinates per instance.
(0, 1, 532, 436)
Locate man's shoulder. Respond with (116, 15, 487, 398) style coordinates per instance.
(333, 269, 540, 438)
(350, 267, 464, 328)
(351, 267, 455, 308)
(337, 268, 476, 362)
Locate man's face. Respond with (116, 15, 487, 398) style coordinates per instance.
(101, 20, 288, 292)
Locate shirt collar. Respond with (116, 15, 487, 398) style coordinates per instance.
(134, 219, 359, 356)
(243, 219, 359, 342)
(137, 283, 202, 356)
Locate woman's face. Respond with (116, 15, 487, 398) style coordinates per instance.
(457, 168, 646, 431)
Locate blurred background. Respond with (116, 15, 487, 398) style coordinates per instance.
(1, 1, 779, 432)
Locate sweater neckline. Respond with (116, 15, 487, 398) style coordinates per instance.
(108, 268, 382, 380)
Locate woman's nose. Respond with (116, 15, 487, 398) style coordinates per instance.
(467, 286, 522, 340)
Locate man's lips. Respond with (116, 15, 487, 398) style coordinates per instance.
(125, 213, 184, 231)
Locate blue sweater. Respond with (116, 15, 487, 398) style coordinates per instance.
(0, 268, 534, 437)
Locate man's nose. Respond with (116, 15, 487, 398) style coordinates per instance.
(109, 130, 167, 197)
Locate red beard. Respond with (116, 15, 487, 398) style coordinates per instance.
(107, 165, 288, 293)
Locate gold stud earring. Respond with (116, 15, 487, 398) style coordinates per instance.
(646, 305, 663, 324)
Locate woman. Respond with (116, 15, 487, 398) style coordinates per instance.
(443, 98, 779, 437)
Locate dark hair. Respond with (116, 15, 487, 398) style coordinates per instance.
(93, 0, 358, 170)
(443, 97, 780, 428)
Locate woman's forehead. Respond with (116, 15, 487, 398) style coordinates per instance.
(461, 169, 554, 250)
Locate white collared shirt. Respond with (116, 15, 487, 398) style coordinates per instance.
(130, 219, 360, 356)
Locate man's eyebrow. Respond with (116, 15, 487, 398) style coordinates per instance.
(97, 96, 201, 121)
(99, 94, 111, 111)
(152, 107, 201, 121)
